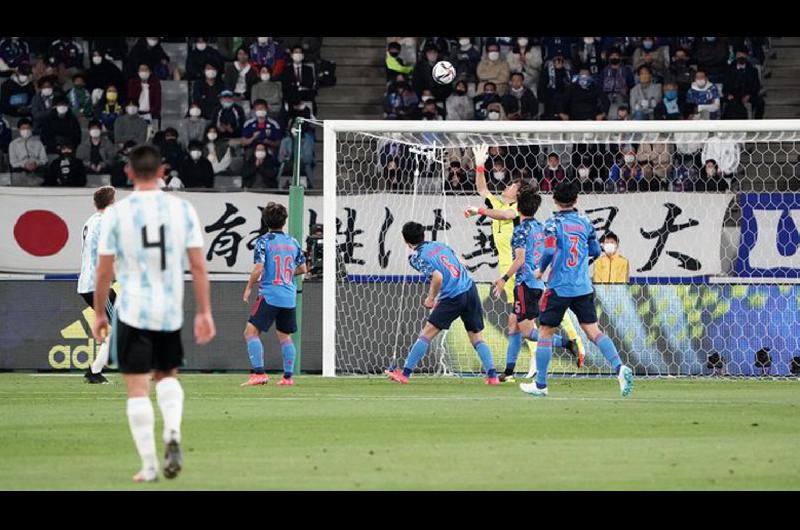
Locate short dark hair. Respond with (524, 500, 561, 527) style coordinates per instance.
(263, 202, 288, 230)
(484, 82, 496, 91)
(93, 186, 116, 209)
(637, 65, 651, 75)
(17, 117, 32, 128)
(517, 186, 541, 217)
(88, 120, 102, 129)
(402, 221, 425, 246)
(553, 181, 579, 206)
(188, 139, 204, 150)
(72, 72, 86, 82)
(601, 231, 619, 244)
(128, 144, 162, 179)
(511, 72, 524, 81)
(252, 98, 268, 108)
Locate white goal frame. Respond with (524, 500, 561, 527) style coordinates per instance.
(322, 119, 800, 377)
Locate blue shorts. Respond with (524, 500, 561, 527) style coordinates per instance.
(538, 289, 597, 327)
(428, 283, 484, 332)
(514, 284, 542, 323)
(248, 296, 297, 334)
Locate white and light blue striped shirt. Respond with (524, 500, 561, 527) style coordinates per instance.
(97, 190, 204, 332)
(77, 212, 103, 294)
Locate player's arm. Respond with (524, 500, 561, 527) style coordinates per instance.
(536, 225, 557, 279)
(188, 247, 215, 345)
(472, 144, 490, 198)
(493, 247, 525, 299)
(295, 263, 308, 276)
(243, 262, 264, 304)
(464, 205, 517, 220)
(424, 270, 443, 309)
(587, 224, 601, 258)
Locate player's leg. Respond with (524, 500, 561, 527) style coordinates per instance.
(274, 306, 299, 385)
(152, 329, 187, 479)
(242, 296, 273, 386)
(89, 289, 116, 381)
(558, 312, 585, 368)
(463, 284, 498, 384)
(387, 321, 440, 383)
(520, 289, 567, 396)
(501, 312, 521, 382)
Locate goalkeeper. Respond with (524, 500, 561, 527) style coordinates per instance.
(465, 144, 584, 381)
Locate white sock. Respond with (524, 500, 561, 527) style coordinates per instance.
(127, 397, 158, 472)
(156, 377, 184, 444)
(91, 338, 110, 375)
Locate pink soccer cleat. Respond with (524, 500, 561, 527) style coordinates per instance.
(385, 369, 408, 384)
(485, 376, 501, 385)
(277, 377, 294, 386)
(240, 373, 269, 386)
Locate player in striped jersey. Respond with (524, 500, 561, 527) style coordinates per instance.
(77, 186, 116, 384)
(92, 145, 216, 483)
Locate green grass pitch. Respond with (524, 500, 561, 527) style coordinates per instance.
(1, 374, 798, 490)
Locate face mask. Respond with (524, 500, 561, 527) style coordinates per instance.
(147, 38, 159, 47)
(255, 150, 266, 160)
(609, 57, 620, 65)
(584, 37, 594, 45)
(487, 111, 500, 120)
(165, 137, 177, 143)
(205, 69, 217, 79)
(292, 53, 303, 63)
(603, 243, 617, 254)
(41, 87, 53, 97)
(196, 42, 207, 51)
(56, 105, 68, 115)
(255, 109, 267, 118)
(624, 155, 635, 164)
(426, 53, 437, 63)
(221, 100, 233, 108)
(89, 129, 101, 138)
(707, 167, 716, 176)
(674, 57, 687, 65)
(705, 37, 716, 42)
(484, 90, 495, 96)
(459, 38, 470, 47)
(493, 171, 506, 180)
(189, 107, 201, 117)
(106, 91, 117, 101)
(578, 167, 590, 178)
(20, 129, 32, 139)
(664, 90, 677, 100)
(92, 55, 102, 65)
(579, 76, 591, 88)
(61, 150, 73, 157)
(17, 75, 28, 84)
(455, 88, 466, 96)
(642, 40, 654, 50)
(696, 79, 707, 88)
(518, 38, 528, 47)
(260, 72, 270, 82)
(207, 132, 218, 141)
(423, 111, 436, 119)
(126, 105, 138, 115)
(138, 71, 150, 81)
(190, 150, 202, 160)
(257, 37, 269, 45)
(737, 56, 747, 65)
(388, 50, 399, 57)
(421, 95, 432, 102)
(488, 51, 500, 61)
(639, 75, 651, 84)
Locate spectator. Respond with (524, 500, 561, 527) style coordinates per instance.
(561, 67, 609, 121)
(66, 72, 93, 120)
(45, 38, 84, 81)
(225, 46, 259, 102)
(177, 103, 209, 147)
(250, 66, 283, 117)
(386, 41, 413, 82)
(485, 101, 505, 121)
(542, 37, 573, 62)
(629, 66, 662, 120)
(383, 156, 407, 191)
(592, 232, 629, 284)
(486, 157, 511, 193)
(77, 120, 116, 174)
(616, 104, 631, 121)
(446, 80, 472, 121)
(0, 63, 35, 117)
(212, 90, 246, 139)
(693, 159, 729, 192)
(86, 49, 126, 102)
(502, 72, 538, 120)
(600, 47, 634, 119)
(694, 37, 729, 85)
(723, 45, 763, 119)
(249, 37, 286, 79)
(178, 140, 215, 188)
(88, 38, 128, 62)
(0, 114, 9, 165)
(113, 102, 148, 148)
(571, 156, 605, 193)
(421, 99, 444, 121)
(450, 38, 481, 84)
(538, 152, 567, 191)
(654, 82, 687, 120)
(277, 114, 316, 187)
(156, 127, 186, 179)
(9, 118, 48, 176)
(538, 51, 572, 119)
(44, 142, 86, 187)
(413, 43, 451, 102)
(127, 63, 162, 122)
(278, 37, 324, 65)
(601, 37, 639, 59)
(637, 165, 665, 191)
(126, 38, 170, 80)
(419, 37, 452, 59)
(686, 70, 721, 119)
(94, 85, 123, 137)
(185, 37, 224, 82)
(41, 96, 81, 153)
(670, 37, 697, 58)
(31, 75, 60, 133)
(110, 140, 137, 187)
(473, 82, 500, 120)
(445, 160, 473, 193)
(632, 37, 668, 82)
(666, 47, 695, 99)
(283, 46, 317, 107)
(418, 89, 445, 117)
(385, 78, 420, 120)
(203, 124, 231, 174)
(242, 142, 278, 189)
(506, 37, 542, 93)
(0, 37, 31, 73)
(192, 62, 224, 119)
(240, 99, 283, 158)
(477, 42, 511, 96)
(609, 149, 642, 192)
(573, 37, 604, 79)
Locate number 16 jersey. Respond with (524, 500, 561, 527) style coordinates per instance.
(254, 231, 305, 308)
(98, 190, 204, 331)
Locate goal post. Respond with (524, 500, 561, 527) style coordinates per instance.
(322, 119, 800, 378)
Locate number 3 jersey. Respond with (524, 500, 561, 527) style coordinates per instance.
(253, 231, 305, 309)
(408, 241, 473, 300)
(542, 209, 600, 298)
(98, 190, 204, 331)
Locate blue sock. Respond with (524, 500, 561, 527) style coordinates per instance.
(595, 334, 622, 374)
(505, 332, 521, 374)
(246, 336, 264, 374)
(473, 341, 497, 378)
(280, 339, 296, 378)
(535, 339, 553, 388)
(529, 328, 563, 348)
(403, 336, 430, 377)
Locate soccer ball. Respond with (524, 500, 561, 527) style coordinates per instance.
(432, 61, 456, 85)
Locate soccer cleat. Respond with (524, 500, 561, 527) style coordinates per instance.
(163, 439, 183, 479)
(565, 339, 585, 369)
(132, 468, 158, 483)
(85, 370, 109, 384)
(485, 376, 500, 385)
(384, 369, 408, 384)
(498, 373, 516, 383)
(519, 382, 548, 397)
(618, 365, 634, 397)
(277, 377, 294, 386)
(240, 373, 269, 386)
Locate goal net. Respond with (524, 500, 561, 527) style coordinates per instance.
(321, 120, 800, 378)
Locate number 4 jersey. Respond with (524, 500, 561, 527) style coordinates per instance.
(542, 209, 600, 298)
(254, 231, 305, 308)
(408, 241, 473, 300)
(98, 190, 204, 331)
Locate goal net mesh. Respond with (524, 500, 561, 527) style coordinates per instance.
(332, 125, 800, 377)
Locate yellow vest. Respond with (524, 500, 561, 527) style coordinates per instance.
(593, 254, 630, 284)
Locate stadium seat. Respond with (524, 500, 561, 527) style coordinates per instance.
(86, 174, 111, 187)
(214, 175, 243, 190)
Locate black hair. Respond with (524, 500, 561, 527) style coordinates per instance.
(163, 127, 178, 137)
(252, 98, 268, 108)
(511, 71, 525, 81)
(188, 139, 204, 150)
(517, 187, 541, 217)
(88, 120, 102, 129)
(553, 181, 579, 206)
(128, 144, 161, 179)
(402, 221, 425, 246)
(263, 202, 288, 230)
(484, 82, 496, 90)
(601, 231, 619, 244)
(17, 117, 32, 128)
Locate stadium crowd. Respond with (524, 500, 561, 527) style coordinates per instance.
(0, 37, 330, 189)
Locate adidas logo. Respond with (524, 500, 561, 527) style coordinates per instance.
(48, 307, 104, 370)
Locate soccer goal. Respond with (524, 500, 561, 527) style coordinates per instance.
(322, 119, 800, 378)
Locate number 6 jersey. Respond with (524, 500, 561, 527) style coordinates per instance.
(408, 241, 473, 300)
(97, 190, 204, 331)
(254, 231, 305, 308)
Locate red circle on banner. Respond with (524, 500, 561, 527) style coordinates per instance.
(13, 210, 70, 257)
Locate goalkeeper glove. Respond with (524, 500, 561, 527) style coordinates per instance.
(464, 206, 486, 218)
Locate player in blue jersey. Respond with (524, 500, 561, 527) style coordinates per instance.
(385, 221, 500, 385)
(242, 202, 307, 387)
(483, 186, 581, 382)
(519, 182, 633, 397)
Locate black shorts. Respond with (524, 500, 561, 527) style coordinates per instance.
(538, 289, 598, 327)
(79, 289, 117, 320)
(248, 296, 297, 334)
(428, 283, 484, 332)
(113, 319, 184, 374)
(513, 284, 542, 323)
